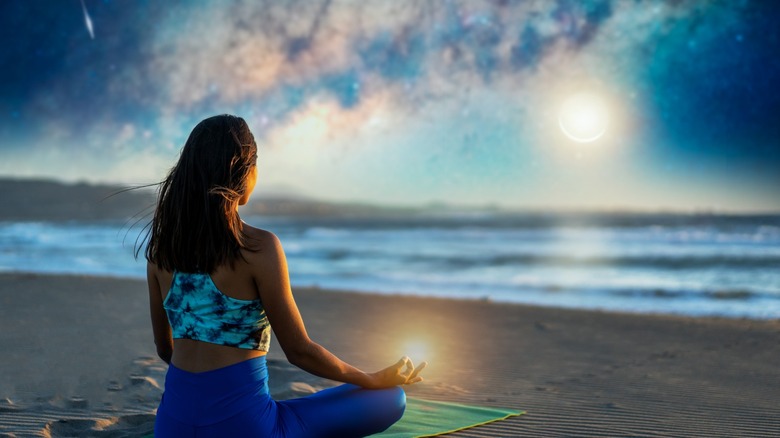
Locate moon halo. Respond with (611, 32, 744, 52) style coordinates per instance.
(557, 92, 610, 143)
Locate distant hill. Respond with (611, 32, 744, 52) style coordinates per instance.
(0, 178, 417, 221)
(2, 178, 775, 223)
(0, 178, 156, 221)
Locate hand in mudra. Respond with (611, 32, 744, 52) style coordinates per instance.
(368, 356, 427, 389)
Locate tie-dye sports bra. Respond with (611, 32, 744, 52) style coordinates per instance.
(163, 271, 271, 351)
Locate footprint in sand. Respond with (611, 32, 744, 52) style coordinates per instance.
(109, 357, 166, 407)
(0, 398, 18, 413)
(66, 397, 88, 409)
(44, 413, 156, 437)
(131, 356, 159, 367)
(129, 375, 160, 390)
(106, 380, 122, 392)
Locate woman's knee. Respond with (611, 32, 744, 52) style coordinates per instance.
(383, 386, 406, 422)
(356, 386, 405, 435)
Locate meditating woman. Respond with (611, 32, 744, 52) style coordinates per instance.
(144, 114, 426, 437)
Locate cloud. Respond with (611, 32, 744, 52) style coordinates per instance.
(139, 1, 628, 122)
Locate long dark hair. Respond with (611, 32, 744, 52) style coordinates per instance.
(145, 114, 258, 273)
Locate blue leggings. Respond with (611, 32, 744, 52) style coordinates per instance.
(154, 356, 406, 437)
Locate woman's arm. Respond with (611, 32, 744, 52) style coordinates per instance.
(147, 262, 173, 364)
(251, 231, 425, 389)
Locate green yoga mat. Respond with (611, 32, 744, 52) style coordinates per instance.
(374, 398, 524, 438)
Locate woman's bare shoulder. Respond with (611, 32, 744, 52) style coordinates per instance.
(242, 224, 284, 257)
(240, 225, 287, 285)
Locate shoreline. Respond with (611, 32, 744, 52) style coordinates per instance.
(1, 273, 779, 437)
(2, 270, 775, 322)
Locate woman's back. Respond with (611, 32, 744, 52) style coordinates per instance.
(149, 225, 273, 373)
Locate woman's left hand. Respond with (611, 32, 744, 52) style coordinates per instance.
(366, 356, 428, 389)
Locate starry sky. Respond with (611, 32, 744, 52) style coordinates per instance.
(1, 0, 778, 212)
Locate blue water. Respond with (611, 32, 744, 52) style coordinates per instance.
(1, 213, 779, 319)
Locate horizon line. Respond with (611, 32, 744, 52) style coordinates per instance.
(2, 175, 779, 216)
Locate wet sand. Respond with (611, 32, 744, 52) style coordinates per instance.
(1, 273, 778, 437)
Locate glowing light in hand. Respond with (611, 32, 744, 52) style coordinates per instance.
(403, 340, 429, 362)
(557, 92, 609, 143)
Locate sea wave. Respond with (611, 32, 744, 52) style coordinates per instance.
(397, 253, 780, 270)
(2, 214, 779, 318)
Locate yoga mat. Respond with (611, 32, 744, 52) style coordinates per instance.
(374, 397, 524, 438)
(142, 398, 523, 438)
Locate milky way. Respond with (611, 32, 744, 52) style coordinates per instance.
(0, 0, 778, 210)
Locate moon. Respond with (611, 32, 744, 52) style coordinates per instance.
(557, 92, 609, 143)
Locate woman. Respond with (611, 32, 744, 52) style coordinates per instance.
(145, 114, 426, 437)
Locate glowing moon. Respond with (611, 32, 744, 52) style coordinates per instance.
(557, 92, 609, 143)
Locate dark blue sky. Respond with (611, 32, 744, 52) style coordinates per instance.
(1, 0, 778, 211)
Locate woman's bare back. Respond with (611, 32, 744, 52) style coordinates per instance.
(149, 225, 272, 373)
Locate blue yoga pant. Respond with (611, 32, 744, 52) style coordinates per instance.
(154, 356, 406, 437)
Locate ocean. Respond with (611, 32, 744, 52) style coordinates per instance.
(1, 213, 778, 319)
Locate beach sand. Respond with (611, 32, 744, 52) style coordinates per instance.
(1, 273, 778, 437)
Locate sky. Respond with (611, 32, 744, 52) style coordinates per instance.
(1, 0, 778, 212)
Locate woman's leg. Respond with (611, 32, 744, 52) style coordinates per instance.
(276, 384, 406, 438)
(154, 408, 196, 438)
(155, 357, 275, 437)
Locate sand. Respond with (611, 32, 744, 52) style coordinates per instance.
(0, 273, 778, 437)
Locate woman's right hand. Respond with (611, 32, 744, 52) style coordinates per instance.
(365, 356, 427, 389)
